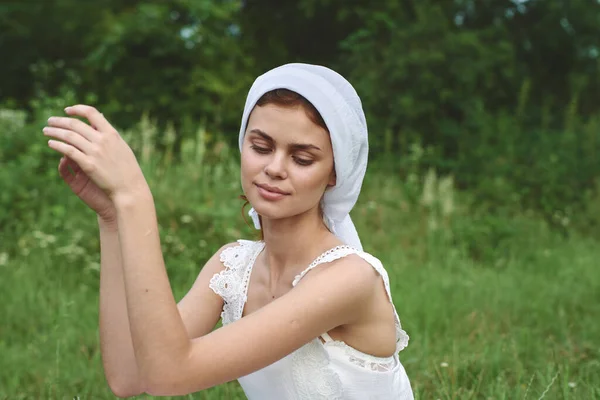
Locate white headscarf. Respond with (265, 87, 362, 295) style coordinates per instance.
(238, 63, 368, 250)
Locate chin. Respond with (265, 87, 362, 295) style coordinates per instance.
(253, 201, 322, 225)
(247, 196, 294, 221)
(249, 200, 287, 219)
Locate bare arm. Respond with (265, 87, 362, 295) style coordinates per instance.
(42, 106, 232, 396)
(98, 217, 143, 398)
(98, 215, 234, 398)
(110, 189, 378, 396)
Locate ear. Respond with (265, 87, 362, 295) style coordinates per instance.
(327, 170, 337, 188)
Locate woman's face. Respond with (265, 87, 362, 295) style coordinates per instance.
(241, 103, 336, 223)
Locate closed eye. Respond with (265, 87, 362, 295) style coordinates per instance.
(293, 157, 313, 166)
(252, 145, 314, 166)
(251, 145, 271, 154)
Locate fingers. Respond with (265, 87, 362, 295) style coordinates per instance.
(48, 140, 89, 172)
(59, 155, 85, 182)
(47, 116, 99, 142)
(58, 156, 79, 174)
(44, 126, 94, 154)
(64, 105, 116, 133)
(65, 156, 81, 172)
(58, 156, 75, 182)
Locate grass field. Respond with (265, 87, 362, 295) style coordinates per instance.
(1, 140, 599, 399)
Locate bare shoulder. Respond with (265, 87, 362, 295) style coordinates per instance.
(294, 253, 381, 315)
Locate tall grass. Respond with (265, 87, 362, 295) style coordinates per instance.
(1, 115, 598, 399)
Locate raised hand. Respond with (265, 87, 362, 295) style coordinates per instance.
(57, 155, 116, 222)
(43, 105, 148, 203)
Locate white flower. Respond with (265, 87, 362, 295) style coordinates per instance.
(440, 362, 449, 368)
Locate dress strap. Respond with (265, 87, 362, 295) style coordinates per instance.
(292, 245, 359, 287)
(320, 332, 334, 343)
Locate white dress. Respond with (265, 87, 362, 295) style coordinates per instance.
(209, 240, 414, 400)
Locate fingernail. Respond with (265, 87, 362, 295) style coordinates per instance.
(64, 107, 71, 112)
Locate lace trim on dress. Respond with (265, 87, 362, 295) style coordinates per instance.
(236, 241, 264, 319)
(209, 240, 264, 324)
(322, 339, 397, 372)
(290, 339, 344, 399)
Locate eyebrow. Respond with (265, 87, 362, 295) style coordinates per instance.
(249, 129, 322, 152)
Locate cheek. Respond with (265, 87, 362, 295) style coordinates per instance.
(240, 152, 250, 174)
(293, 167, 331, 194)
(240, 151, 257, 192)
(241, 149, 261, 175)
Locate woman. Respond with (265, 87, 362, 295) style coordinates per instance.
(43, 63, 413, 399)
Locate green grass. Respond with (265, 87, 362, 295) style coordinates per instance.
(1, 141, 599, 399)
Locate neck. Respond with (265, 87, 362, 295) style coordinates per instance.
(259, 208, 341, 285)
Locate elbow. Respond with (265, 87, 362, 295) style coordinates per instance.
(109, 384, 143, 399)
(142, 369, 196, 397)
(141, 348, 197, 396)
(143, 375, 181, 397)
(106, 376, 144, 398)
(144, 382, 173, 397)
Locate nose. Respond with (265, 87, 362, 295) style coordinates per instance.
(264, 152, 288, 180)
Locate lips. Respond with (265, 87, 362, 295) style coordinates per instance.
(255, 183, 290, 195)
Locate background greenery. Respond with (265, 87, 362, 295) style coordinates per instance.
(1, 0, 598, 398)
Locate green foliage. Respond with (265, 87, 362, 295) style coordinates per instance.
(0, 89, 91, 241)
(1, 3, 600, 396)
(1, 115, 599, 398)
(1, 1, 599, 223)
(339, 1, 517, 151)
(0, 0, 254, 138)
(82, 0, 253, 131)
